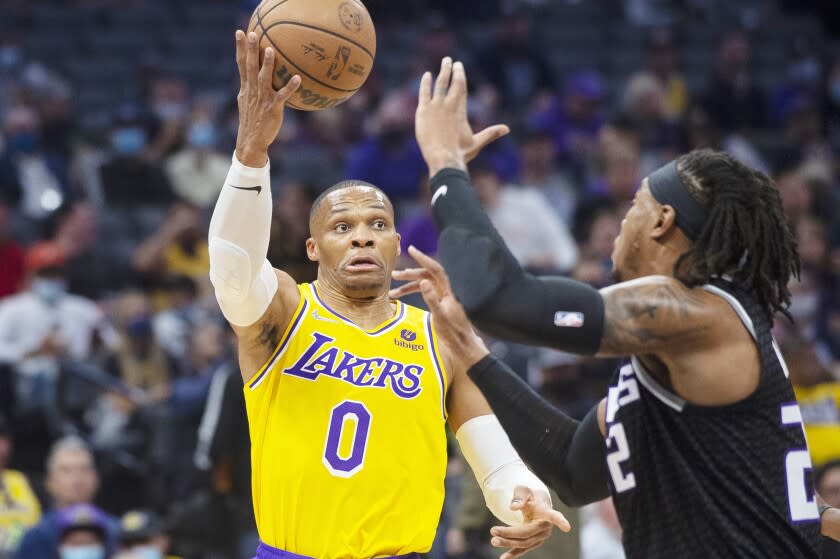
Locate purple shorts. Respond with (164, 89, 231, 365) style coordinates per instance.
(254, 543, 421, 559)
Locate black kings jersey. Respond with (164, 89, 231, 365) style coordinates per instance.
(605, 281, 822, 558)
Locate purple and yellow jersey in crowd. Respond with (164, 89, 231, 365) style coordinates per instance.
(244, 282, 450, 559)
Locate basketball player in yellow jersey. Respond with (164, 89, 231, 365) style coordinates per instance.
(208, 31, 571, 559)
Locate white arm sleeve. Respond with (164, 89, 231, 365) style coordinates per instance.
(456, 414, 552, 526)
(208, 153, 279, 327)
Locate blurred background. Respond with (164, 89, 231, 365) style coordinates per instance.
(0, 0, 839, 558)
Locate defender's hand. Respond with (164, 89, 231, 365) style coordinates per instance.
(391, 246, 489, 372)
(490, 486, 572, 559)
(415, 57, 510, 176)
(234, 30, 301, 167)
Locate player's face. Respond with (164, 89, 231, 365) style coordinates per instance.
(308, 187, 400, 297)
(611, 180, 658, 282)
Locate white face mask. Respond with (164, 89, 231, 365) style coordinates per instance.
(30, 277, 67, 305)
(59, 545, 105, 559)
(132, 545, 163, 559)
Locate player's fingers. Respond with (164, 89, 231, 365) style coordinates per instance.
(246, 31, 260, 86)
(490, 520, 549, 540)
(418, 71, 432, 107)
(491, 530, 551, 550)
(448, 61, 467, 104)
(419, 279, 442, 311)
(388, 281, 422, 300)
(525, 503, 572, 533)
(433, 57, 453, 99)
(499, 549, 529, 559)
(276, 75, 302, 104)
(473, 124, 511, 152)
(258, 47, 274, 92)
(510, 485, 533, 509)
(235, 30, 248, 89)
(391, 267, 428, 282)
(407, 246, 446, 280)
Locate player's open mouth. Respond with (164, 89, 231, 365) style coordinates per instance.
(345, 256, 382, 272)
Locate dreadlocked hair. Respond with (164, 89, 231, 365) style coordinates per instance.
(673, 149, 800, 322)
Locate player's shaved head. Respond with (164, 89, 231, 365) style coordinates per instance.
(309, 180, 394, 231)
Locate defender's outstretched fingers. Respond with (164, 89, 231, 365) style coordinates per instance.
(418, 71, 432, 107)
(246, 32, 260, 86)
(491, 529, 552, 551)
(449, 61, 467, 104)
(499, 548, 529, 559)
(258, 47, 275, 93)
(407, 246, 448, 284)
(388, 281, 422, 300)
(392, 267, 427, 282)
(235, 30, 248, 88)
(434, 57, 453, 99)
(276, 75, 302, 104)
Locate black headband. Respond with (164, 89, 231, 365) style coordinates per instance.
(647, 160, 707, 241)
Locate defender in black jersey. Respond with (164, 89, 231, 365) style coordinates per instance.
(392, 58, 840, 557)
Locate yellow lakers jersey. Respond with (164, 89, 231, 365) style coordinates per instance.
(244, 282, 450, 559)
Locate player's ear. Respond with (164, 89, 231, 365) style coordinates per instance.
(650, 205, 677, 240)
(306, 237, 319, 261)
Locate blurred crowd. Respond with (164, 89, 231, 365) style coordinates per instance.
(0, 0, 839, 558)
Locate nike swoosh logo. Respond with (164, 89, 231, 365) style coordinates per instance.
(431, 185, 448, 206)
(311, 309, 339, 324)
(229, 184, 262, 194)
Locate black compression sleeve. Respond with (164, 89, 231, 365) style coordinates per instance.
(468, 354, 610, 507)
(431, 168, 605, 355)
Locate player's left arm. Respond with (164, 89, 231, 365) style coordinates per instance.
(442, 339, 571, 558)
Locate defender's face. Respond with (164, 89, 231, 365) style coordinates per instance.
(611, 180, 658, 282)
(308, 187, 400, 297)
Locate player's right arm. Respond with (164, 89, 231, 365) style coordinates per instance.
(209, 30, 302, 380)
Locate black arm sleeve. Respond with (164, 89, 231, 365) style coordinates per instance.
(431, 168, 605, 355)
(468, 354, 610, 507)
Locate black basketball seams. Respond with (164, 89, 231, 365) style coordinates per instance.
(258, 21, 367, 93)
(262, 20, 375, 60)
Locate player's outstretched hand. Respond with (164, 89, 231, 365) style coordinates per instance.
(234, 30, 301, 167)
(391, 246, 489, 373)
(415, 57, 510, 176)
(490, 486, 572, 559)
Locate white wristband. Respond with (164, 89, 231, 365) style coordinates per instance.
(456, 414, 551, 525)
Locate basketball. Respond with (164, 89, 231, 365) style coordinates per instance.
(248, 0, 376, 111)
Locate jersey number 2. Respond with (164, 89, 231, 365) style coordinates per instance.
(323, 400, 371, 478)
(781, 403, 819, 522)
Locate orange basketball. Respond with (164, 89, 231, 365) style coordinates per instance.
(248, 0, 376, 111)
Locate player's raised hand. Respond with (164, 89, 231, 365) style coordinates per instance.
(415, 57, 510, 176)
(391, 246, 489, 373)
(234, 30, 301, 167)
(489, 486, 572, 559)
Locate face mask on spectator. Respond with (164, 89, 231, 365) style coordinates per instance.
(59, 545, 105, 559)
(133, 545, 163, 559)
(112, 127, 147, 156)
(187, 122, 217, 149)
(11, 131, 37, 154)
(0, 46, 21, 69)
(31, 278, 67, 305)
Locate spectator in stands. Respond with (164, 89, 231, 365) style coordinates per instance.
(519, 129, 578, 223)
(55, 504, 110, 559)
(99, 104, 173, 207)
(15, 437, 118, 559)
(476, 8, 555, 111)
(0, 106, 69, 224)
(770, 36, 822, 127)
(151, 276, 206, 365)
(145, 76, 189, 161)
(645, 27, 688, 121)
(528, 71, 606, 175)
(165, 109, 227, 209)
(53, 201, 131, 300)
(0, 414, 40, 557)
(133, 204, 209, 295)
(776, 165, 813, 228)
(817, 460, 840, 558)
(700, 30, 768, 134)
(266, 181, 319, 284)
(576, 142, 640, 233)
(398, 179, 438, 268)
(573, 208, 621, 289)
(620, 72, 683, 170)
(114, 510, 181, 559)
(0, 242, 118, 430)
(471, 161, 577, 273)
(0, 192, 24, 299)
(345, 90, 426, 204)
